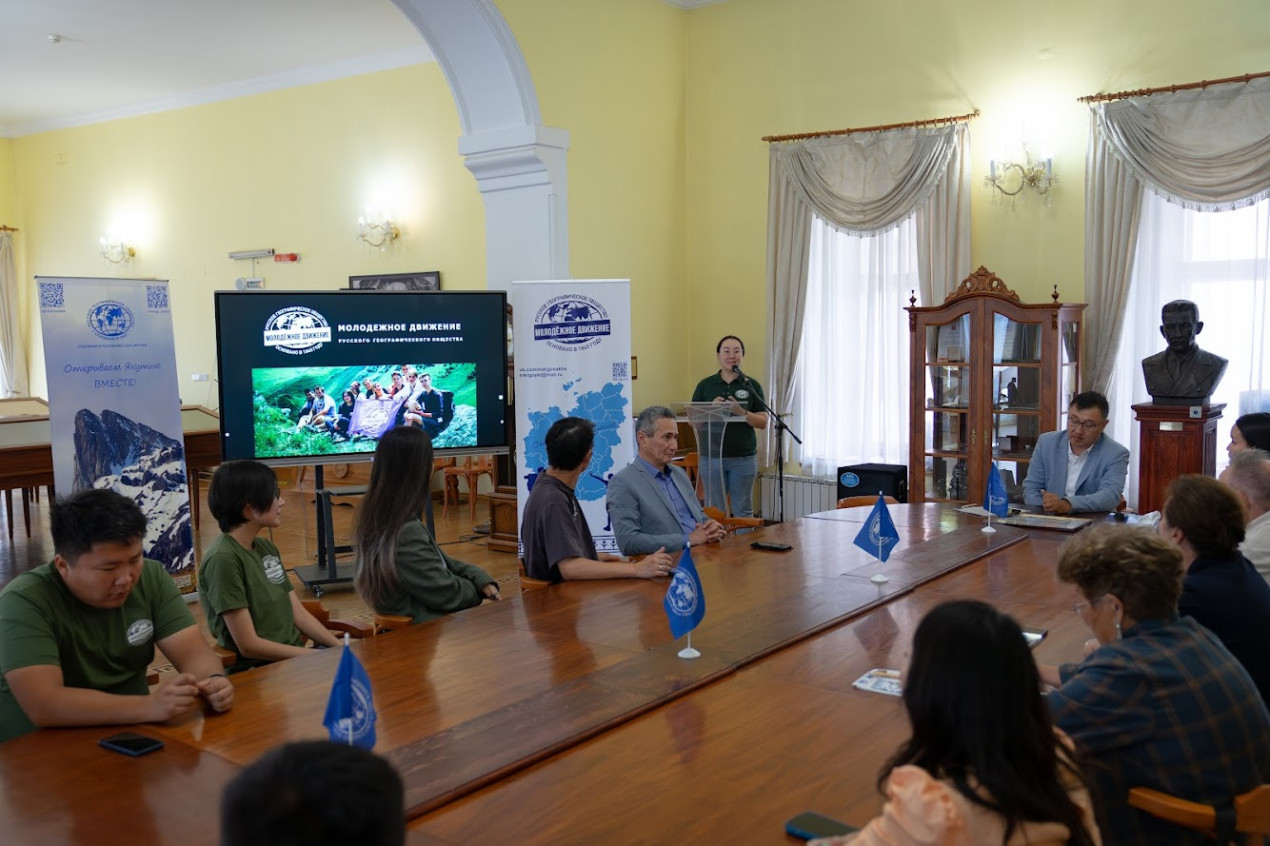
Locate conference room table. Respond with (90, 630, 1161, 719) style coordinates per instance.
(0, 504, 1095, 845)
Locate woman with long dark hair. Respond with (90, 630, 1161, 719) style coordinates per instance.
(813, 600, 1100, 845)
(1229, 411, 1270, 455)
(352, 427, 498, 622)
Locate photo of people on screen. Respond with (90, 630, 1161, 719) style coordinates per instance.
(252, 362, 474, 458)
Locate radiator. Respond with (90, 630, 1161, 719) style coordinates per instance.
(758, 473, 837, 520)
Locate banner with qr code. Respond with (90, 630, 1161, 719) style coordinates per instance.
(511, 279, 632, 556)
(36, 277, 196, 594)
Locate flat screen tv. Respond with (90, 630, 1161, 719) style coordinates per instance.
(214, 290, 508, 463)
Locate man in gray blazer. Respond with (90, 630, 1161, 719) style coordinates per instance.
(607, 405, 727, 556)
(1023, 391, 1130, 514)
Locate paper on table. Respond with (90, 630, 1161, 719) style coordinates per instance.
(852, 668, 902, 697)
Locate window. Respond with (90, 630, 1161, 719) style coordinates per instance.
(791, 214, 919, 476)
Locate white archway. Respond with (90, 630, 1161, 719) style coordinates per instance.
(393, 0, 569, 289)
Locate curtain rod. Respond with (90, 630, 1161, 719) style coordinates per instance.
(0, 225, 17, 232)
(762, 109, 979, 144)
(1078, 70, 1270, 104)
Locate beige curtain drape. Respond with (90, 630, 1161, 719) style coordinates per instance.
(764, 122, 971, 461)
(1084, 76, 1270, 394)
(0, 232, 29, 397)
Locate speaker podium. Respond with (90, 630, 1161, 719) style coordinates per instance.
(675, 401, 744, 516)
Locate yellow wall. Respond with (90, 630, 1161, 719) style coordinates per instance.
(683, 0, 1270, 388)
(496, 0, 688, 409)
(12, 64, 483, 398)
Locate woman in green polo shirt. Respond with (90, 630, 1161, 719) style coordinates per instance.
(691, 335, 767, 517)
(200, 461, 339, 672)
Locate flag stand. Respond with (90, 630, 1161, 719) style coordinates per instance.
(871, 535, 889, 583)
(678, 633, 701, 660)
(981, 513, 997, 534)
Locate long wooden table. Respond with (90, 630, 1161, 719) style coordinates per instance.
(0, 506, 1088, 845)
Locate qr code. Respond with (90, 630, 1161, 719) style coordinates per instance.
(37, 282, 64, 310)
(146, 285, 169, 311)
(612, 360, 629, 380)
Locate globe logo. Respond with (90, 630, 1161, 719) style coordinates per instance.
(533, 294, 612, 352)
(840, 472, 860, 488)
(87, 301, 135, 339)
(867, 513, 896, 549)
(330, 677, 376, 743)
(263, 306, 331, 355)
(666, 574, 699, 617)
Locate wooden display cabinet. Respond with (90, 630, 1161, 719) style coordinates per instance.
(906, 267, 1085, 505)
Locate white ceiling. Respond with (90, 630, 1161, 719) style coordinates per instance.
(0, 0, 731, 139)
(0, 0, 434, 137)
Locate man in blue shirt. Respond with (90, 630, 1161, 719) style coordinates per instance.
(607, 405, 726, 556)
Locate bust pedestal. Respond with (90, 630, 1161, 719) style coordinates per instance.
(1132, 402, 1225, 514)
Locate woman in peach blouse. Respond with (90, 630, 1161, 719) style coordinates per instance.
(812, 600, 1101, 846)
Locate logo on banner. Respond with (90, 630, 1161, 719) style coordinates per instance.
(86, 301, 135, 339)
(533, 295, 612, 352)
(263, 307, 332, 355)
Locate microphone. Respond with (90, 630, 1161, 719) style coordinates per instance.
(733, 365, 751, 383)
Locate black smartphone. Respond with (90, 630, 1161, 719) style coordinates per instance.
(99, 731, 165, 757)
(1022, 627, 1048, 648)
(785, 811, 858, 840)
(751, 541, 793, 552)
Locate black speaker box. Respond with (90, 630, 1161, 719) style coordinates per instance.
(836, 463, 908, 503)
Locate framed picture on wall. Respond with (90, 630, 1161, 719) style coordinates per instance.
(348, 271, 441, 291)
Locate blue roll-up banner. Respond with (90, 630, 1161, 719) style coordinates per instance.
(512, 279, 633, 555)
(36, 277, 195, 594)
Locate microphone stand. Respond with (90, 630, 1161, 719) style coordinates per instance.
(734, 367, 802, 523)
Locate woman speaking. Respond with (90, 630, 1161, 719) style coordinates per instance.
(691, 335, 767, 517)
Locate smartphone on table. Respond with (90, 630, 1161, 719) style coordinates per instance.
(785, 811, 859, 840)
(99, 731, 165, 757)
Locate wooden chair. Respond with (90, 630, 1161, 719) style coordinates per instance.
(837, 495, 898, 509)
(373, 612, 413, 635)
(703, 505, 764, 533)
(518, 558, 552, 592)
(1129, 785, 1270, 844)
(443, 455, 495, 522)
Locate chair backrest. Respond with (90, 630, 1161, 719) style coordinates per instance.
(837, 495, 898, 509)
(1129, 784, 1270, 843)
(518, 558, 552, 591)
(702, 505, 764, 531)
(373, 612, 413, 635)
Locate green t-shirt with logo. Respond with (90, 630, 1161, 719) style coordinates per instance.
(199, 533, 302, 670)
(0, 558, 194, 742)
(691, 371, 765, 458)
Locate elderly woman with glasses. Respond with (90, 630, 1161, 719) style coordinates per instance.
(1022, 391, 1129, 515)
(199, 461, 340, 672)
(1159, 473, 1270, 703)
(1040, 526, 1270, 845)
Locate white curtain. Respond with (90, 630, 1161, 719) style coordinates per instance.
(1084, 76, 1270, 394)
(0, 231, 29, 397)
(1107, 193, 1270, 507)
(765, 122, 971, 469)
(794, 216, 918, 475)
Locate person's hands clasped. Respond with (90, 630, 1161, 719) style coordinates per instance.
(634, 548, 675, 579)
(689, 520, 727, 547)
(196, 673, 235, 713)
(1041, 491, 1072, 515)
(149, 672, 202, 722)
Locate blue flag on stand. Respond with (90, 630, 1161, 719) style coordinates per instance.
(984, 462, 1010, 517)
(852, 493, 901, 562)
(322, 639, 377, 749)
(664, 546, 706, 639)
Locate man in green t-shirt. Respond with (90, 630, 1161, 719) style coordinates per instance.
(0, 489, 234, 742)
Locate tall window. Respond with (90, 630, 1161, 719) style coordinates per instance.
(791, 214, 919, 476)
(1107, 194, 1270, 505)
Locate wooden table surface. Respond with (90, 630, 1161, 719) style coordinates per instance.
(0, 506, 1088, 845)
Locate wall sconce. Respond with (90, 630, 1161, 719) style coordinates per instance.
(985, 149, 1056, 206)
(357, 212, 399, 249)
(99, 237, 135, 263)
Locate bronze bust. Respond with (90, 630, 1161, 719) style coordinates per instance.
(1141, 300, 1227, 405)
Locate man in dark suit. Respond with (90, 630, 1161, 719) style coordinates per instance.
(1141, 300, 1228, 405)
(606, 405, 726, 556)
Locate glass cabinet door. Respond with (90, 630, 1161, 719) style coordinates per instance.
(921, 314, 972, 501)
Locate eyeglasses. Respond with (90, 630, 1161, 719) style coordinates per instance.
(1067, 416, 1104, 432)
(1072, 595, 1106, 615)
